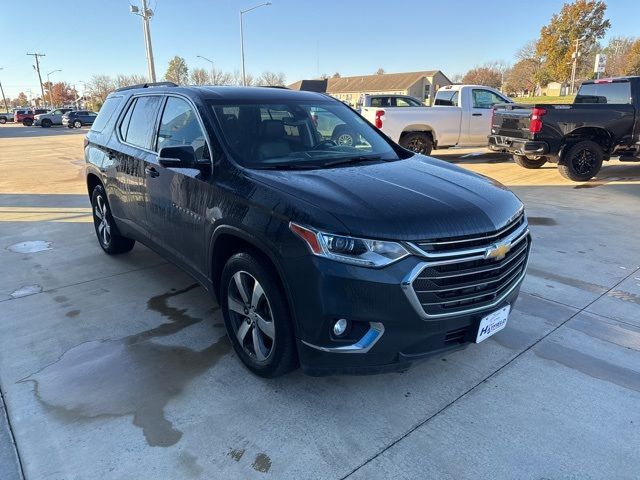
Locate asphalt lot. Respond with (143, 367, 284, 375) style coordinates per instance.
(1, 122, 639, 480)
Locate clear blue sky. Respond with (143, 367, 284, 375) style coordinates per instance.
(1, 0, 638, 98)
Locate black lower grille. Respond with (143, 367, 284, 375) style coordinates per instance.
(444, 327, 469, 344)
(410, 227, 530, 317)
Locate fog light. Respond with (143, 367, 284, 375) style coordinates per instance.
(333, 318, 348, 337)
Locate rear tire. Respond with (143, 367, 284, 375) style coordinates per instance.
(558, 140, 604, 182)
(91, 185, 135, 254)
(0, 118, 6, 124)
(513, 154, 547, 169)
(23, 119, 33, 126)
(220, 252, 298, 378)
(400, 132, 433, 156)
(73, 120, 82, 128)
(41, 119, 52, 128)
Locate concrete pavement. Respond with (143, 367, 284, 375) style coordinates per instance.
(0, 124, 639, 479)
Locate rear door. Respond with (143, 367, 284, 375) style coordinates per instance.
(464, 88, 509, 145)
(145, 95, 214, 276)
(112, 94, 163, 240)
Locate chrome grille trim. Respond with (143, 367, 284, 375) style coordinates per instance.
(402, 222, 531, 320)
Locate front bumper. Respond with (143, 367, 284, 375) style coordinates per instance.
(33, 118, 41, 126)
(285, 246, 527, 376)
(488, 135, 548, 156)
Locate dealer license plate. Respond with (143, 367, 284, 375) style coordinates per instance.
(475, 305, 510, 343)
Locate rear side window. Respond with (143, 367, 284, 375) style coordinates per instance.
(370, 97, 391, 108)
(434, 90, 459, 106)
(119, 95, 162, 150)
(91, 96, 123, 132)
(575, 82, 632, 104)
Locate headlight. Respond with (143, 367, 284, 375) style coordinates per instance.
(289, 222, 409, 268)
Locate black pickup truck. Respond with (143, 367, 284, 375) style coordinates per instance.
(488, 76, 640, 181)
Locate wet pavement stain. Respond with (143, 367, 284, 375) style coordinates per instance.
(54, 295, 69, 304)
(573, 183, 603, 189)
(534, 341, 640, 393)
(7, 240, 52, 253)
(491, 327, 536, 351)
(606, 289, 640, 306)
(527, 217, 557, 226)
(178, 451, 204, 478)
(569, 315, 640, 351)
(10, 284, 43, 299)
(251, 453, 272, 473)
(21, 284, 230, 447)
(527, 267, 608, 294)
(65, 310, 81, 318)
(228, 447, 246, 462)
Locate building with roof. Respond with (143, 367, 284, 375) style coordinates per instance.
(289, 70, 452, 106)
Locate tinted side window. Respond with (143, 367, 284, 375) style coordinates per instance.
(396, 97, 422, 107)
(434, 90, 459, 106)
(91, 96, 123, 132)
(122, 96, 162, 150)
(575, 82, 632, 104)
(157, 97, 208, 160)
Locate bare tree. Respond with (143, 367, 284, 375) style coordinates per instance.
(258, 71, 286, 86)
(210, 68, 233, 85)
(375, 68, 386, 75)
(87, 74, 116, 108)
(190, 68, 209, 85)
(115, 74, 147, 88)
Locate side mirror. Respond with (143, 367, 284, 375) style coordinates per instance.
(158, 145, 198, 169)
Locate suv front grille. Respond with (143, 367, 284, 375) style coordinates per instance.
(404, 215, 530, 318)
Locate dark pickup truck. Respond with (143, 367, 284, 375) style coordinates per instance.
(488, 76, 640, 181)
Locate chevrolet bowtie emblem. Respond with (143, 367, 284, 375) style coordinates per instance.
(485, 242, 511, 261)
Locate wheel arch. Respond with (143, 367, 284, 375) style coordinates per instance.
(400, 126, 435, 143)
(86, 172, 103, 198)
(560, 127, 613, 162)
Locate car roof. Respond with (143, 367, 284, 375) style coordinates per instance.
(108, 85, 329, 103)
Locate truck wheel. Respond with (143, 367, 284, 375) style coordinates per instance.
(23, 119, 33, 126)
(558, 141, 603, 182)
(41, 119, 52, 128)
(513, 154, 547, 169)
(400, 132, 433, 156)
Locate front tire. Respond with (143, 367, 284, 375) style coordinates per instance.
(220, 253, 297, 378)
(23, 119, 33, 126)
(331, 124, 357, 147)
(513, 154, 547, 169)
(400, 132, 433, 155)
(41, 119, 52, 128)
(91, 185, 135, 254)
(558, 141, 604, 182)
(0, 118, 6, 124)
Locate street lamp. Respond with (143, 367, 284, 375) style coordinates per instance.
(240, 2, 271, 86)
(130, 0, 157, 82)
(46, 69, 61, 108)
(0, 68, 8, 113)
(197, 55, 214, 84)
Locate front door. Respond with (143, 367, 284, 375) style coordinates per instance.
(145, 96, 213, 276)
(464, 88, 507, 145)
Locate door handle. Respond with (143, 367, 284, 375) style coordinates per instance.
(145, 166, 160, 178)
(472, 113, 483, 117)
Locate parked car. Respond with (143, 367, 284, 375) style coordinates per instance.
(15, 108, 48, 126)
(62, 110, 98, 128)
(85, 83, 530, 377)
(360, 85, 512, 155)
(488, 76, 640, 181)
(0, 109, 15, 124)
(357, 94, 425, 109)
(34, 108, 74, 127)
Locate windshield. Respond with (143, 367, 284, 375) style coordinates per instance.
(210, 99, 403, 169)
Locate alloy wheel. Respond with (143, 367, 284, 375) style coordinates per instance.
(408, 137, 429, 154)
(227, 271, 275, 363)
(94, 195, 112, 246)
(336, 133, 354, 146)
(74, 120, 82, 128)
(572, 149, 596, 175)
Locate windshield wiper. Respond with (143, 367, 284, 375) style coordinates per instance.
(320, 155, 383, 168)
(257, 163, 320, 170)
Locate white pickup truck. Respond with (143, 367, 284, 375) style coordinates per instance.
(360, 85, 512, 155)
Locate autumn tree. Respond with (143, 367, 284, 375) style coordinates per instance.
(164, 56, 189, 85)
(258, 71, 286, 86)
(190, 68, 209, 85)
(601, 37, 635, 77)
(49, 82, 77, 105)
(504, 59, 540, 95)
(462, 66, 502, 89)
(535, 0, 610, 82)
(86, 74, 116, 109)
(13, 92, 28, 107)
(625, 39, 640, 76)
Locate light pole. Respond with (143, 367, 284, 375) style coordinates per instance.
(240, 2, 271, 86)
(46, 69, 61, 108)
(197, 55, 214, 84)
(130, 0, 156, 83)
(0, 68, 9, 113)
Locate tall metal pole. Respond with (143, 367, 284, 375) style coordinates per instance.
(141, 0, 156, 82)
(239, 3, 271, 87)
(27, 52, 46, 105)
(570, 38, 581, 95)
(0, 68, 8, 112)
(197, 55, 215, 84)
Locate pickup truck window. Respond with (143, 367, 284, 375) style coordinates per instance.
(370, 97, 391, 108)
(472, 89, 506, 109)
(575, 82, 632, 105)
(434, 90, 459, 106)
(395, 97, 422, 107)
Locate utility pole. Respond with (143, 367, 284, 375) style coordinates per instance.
(569, 38, 581, 95)
(27, 52, 46, 104)
(0, 68, 9, 113)
(130, 0, 156, 82)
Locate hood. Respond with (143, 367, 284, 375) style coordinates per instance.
(250, 156, 523, 241)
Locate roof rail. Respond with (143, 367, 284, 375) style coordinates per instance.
(258, 85, 289, 89)
(115, 81, 178, 92)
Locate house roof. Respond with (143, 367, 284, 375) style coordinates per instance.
(289, 70, 449, 93)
